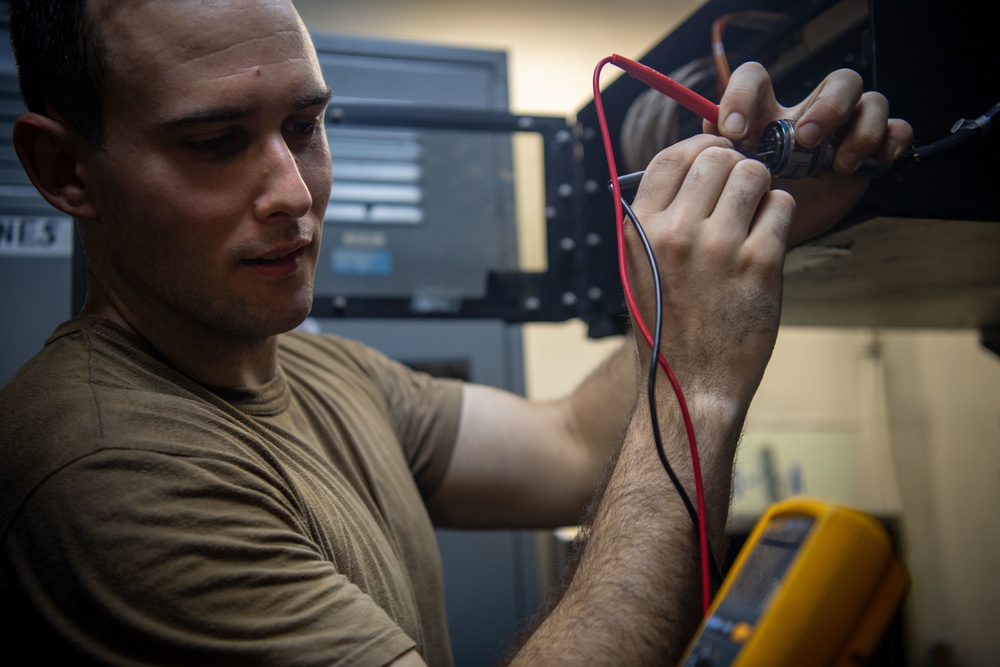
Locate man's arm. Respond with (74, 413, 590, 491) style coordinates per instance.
(426, 340, 638, 529)
(413, 65, 912, 666)
(426, 67, 913, 535)
(403, 134, 792, 667)
(507, 133, 793, 665)
(398, 135, 794, 665)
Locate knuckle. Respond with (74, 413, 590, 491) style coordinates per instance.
(776, 189, 797, 217)
(817, 95, 854, 120)
(765, 191, 796, 243)
(647, 145, 690, 173)
(765, 189, 796, 221)
(743, 244, 785, 279)
(726, 159, 771, 207)
(703, 145, 738, 161)
(733, 156, 771, 183)
(659, 135, 730, 163)
(694, 146, 742, 171)
(853, 125, 885, 147)
(658, 214, 697, 257)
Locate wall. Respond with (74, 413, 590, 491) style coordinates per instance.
(881, 331, 1000, 666)
(747, 327, 1000, 665)
(302, 3, 1000, 664)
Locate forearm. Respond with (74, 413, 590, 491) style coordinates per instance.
(559, 338, 640, 474)
(501, 58, 904, 663)
(509, 134, 790, 665)
(510, 382, 747, 665)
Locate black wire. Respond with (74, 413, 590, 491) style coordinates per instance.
(914, 100, 999, 160)
(620, 196, 724, 588)
(619, 198, 696, 522)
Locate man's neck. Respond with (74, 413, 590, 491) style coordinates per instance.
(81, 299, 281, 391)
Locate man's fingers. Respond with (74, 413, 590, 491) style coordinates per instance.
(830, 91, 892, 173)
(791, 68, 864, 148)
(877, 118, 915, 162)
(709, 61, 781, 142)
(632, 134, 733, 213)
(746, 188, 795, 263)
(705, 156, 772, 245)
(678, 146, 748, 222)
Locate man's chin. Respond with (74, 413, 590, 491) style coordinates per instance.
(269, 309, 314, 337)
(282, 311, 313, 335)
(227, 305, 314, 340)
(265, 288, 314, 334)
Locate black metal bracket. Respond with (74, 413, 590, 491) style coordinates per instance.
(312, 103, 627, 335)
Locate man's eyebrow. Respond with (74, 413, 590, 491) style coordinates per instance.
(157, 106, 252, 131)
(157, 88, 333, 131)
(295, 87, 333, 110)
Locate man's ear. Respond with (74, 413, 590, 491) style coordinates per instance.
(12, 112, 99, 220)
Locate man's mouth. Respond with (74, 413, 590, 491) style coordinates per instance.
(255, 248, 299, 262)
(242, 243, 311, 276)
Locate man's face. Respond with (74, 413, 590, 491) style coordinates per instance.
(83, 0, 333, 341)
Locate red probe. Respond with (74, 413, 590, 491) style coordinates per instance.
(609, 54, 720, 126)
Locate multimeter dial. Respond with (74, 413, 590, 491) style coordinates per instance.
(754, 119, 838, 179)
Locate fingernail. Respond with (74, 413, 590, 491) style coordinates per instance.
(723, 112, 746, 136)
(795, 121, 822, 147)
(836, 151, 860, 173)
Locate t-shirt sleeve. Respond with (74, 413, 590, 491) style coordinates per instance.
(288, 333, 465, 499)
(359, 350, 465, 498)
(3, 449, 418, 667)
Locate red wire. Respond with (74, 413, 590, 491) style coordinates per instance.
(609, 54, 720, 126)
(593, 55, 721, 615)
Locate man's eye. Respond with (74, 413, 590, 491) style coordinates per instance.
(191, 134, 242, 156)
(287, 119, 321, 142)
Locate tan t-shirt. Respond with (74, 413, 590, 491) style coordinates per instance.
(0, 317, 463, 666)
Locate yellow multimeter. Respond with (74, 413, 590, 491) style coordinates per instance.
(679, 498, 909, 667)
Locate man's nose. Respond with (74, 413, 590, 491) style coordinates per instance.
(254, 135, 313, 222)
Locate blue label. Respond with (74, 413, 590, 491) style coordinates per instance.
(331, 247, 393, 276)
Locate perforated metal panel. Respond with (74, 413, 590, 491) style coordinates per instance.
(311, 33, 519, 306)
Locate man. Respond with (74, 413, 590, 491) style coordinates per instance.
(0, 0, 912, 665)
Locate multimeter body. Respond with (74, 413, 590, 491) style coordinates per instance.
(679, 498, 908, 667)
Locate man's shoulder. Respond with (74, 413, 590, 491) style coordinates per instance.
(1, 316, 206, 432)
(1, 318, 128, 438)
(0, 318, 239, 531)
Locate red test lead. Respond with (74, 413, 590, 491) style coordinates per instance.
(594, 55, 716, 615)
(609, 54, 720, 126)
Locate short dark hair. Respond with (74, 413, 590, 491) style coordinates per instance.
(8, 0, 108, 147)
